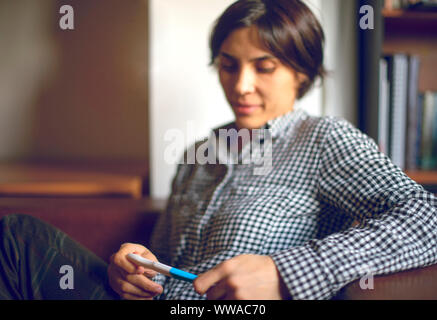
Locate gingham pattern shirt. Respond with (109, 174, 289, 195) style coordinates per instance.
(150, 108, 437, 300)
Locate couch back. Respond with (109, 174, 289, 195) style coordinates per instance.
(0, 197, 164, 262)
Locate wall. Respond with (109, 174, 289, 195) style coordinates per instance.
(0, 0, 358, 199)
(0, 0, 149, 162)
(149, 0, 357, 198)
(321, 0, 358, 123)
(149, 0, 235, 198)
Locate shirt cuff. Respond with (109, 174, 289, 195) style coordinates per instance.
(271, 244, 338, 300)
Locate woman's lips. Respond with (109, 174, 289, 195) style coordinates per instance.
(232, 104, 261, 115)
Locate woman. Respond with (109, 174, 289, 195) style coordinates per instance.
(108, 0, 437, 300)
(1, 0, 436, 300)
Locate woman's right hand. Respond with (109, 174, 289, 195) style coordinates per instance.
(108, 243, 164, 300)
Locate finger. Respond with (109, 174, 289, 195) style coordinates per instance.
(119, 279, 161, 299)
(111, 250, 137, 274)
(130, 248, 158, 263)
(109, 265, 139, 296)
(194, 262, 230, 296)
(112, 245, 154, 274)
(131, 253, 159, 278)
(135, 266, 158, 279)
(222, 293, 238, 300)
(117, 279, 158, 298)
(120, 270, 163, 295)
(110, 264, 162, 298)
(123, 271, 163, 295)
(205, 280, 228, 300)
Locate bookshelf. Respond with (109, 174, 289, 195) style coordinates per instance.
(383, 8, 437, 21)
(358, 0, 437, 192)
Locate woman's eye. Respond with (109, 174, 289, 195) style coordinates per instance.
(220, 64, 237, 73)
(256, 62, 276, 73)
(257, 67, 275, 74)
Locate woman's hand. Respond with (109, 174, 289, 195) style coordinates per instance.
(193, 254, 290, 300)
(107, 243, 163, 300)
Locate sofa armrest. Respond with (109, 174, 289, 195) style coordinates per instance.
(2, 197, 437, 299)
(335, 262, 437, 300)
(0, 197, 166, 262)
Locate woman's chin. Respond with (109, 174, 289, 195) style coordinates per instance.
(235, 117, 266, 130)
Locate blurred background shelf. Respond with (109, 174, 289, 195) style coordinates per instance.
(383, 8, 437, 19)
(383, 9, 437, 36)
(0, 161, 148, 199)
(359, 1, 437, 194)
(406, 170, 437, 190)
(0, 160, 157, 260)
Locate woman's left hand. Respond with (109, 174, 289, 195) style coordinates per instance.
(193, 254, 290, 300)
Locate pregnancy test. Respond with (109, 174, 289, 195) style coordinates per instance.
(126, 253, 198, 282)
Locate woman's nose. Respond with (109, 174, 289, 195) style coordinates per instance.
(234, 68, 256, 95)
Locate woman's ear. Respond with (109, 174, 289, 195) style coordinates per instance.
(293, 72, 309, 99)
(296, 72, 308, 88)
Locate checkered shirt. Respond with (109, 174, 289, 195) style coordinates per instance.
(149, 108, 437, 300)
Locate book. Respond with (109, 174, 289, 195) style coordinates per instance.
(384, 0, 436, 10)
(386, 54, 409, 170)
(415, 94, 424, 169)
(378, 58, 390, 156)
(433, 93, 437, 168)
(409, 0, 437, 11)
(405, 55, 421, 170)
(421, 92, 436, 169)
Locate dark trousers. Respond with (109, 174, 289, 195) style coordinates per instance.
(0, 214, 119, 300)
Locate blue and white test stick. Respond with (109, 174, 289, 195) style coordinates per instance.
(126, 253, 198, 282)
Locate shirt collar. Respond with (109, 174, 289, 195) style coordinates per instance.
(211, 107, 307, 140)
(262, 108, 306, 139)
(209, 108, 308, 164)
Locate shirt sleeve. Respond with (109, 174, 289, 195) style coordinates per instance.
(149, 163, 188, 265)
(270, 118, 437, 300)
(149, 162, 186, 289)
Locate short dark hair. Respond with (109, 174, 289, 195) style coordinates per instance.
(209, 0, 327, 99)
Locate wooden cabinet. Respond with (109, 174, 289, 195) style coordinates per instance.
(358, 0, 437, 191)
(0, 162, 145, 199)
(0, 160, 165, 261)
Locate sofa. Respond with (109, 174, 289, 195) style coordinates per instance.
(1, 195, 437, 300)
(0, 196, 165, 262)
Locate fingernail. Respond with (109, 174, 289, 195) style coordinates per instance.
(137, 266, 145, 274)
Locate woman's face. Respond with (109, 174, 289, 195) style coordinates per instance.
(217, 26, 304, 130)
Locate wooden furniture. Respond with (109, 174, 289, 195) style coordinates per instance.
(0, 163, 142, 199)
(1, 196, 435, 300)
(336, 262, 437, 300)
(0, 161, 154, 260)
(1, 193, 437, 299)
(0, 161, 435, 299)
(0, 161, 148, 198)
(358, 1, 437, 191)
(0, 197, 166, 262)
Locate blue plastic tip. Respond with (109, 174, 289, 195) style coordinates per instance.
(169, 268, 198, 282)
